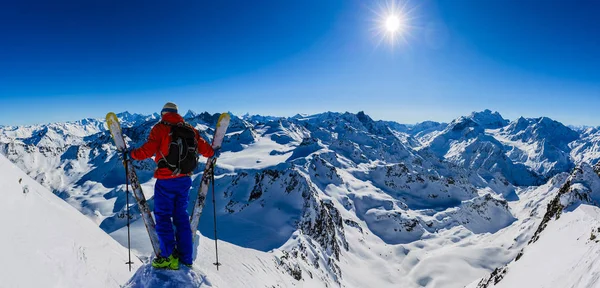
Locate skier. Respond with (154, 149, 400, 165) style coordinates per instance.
(130, 102, 214, 270)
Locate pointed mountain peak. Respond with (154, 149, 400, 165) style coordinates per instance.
(291, 113, 309, 119)
(536, 116, 559, 126)
(506, 116, 533, 132)
(356, 111, 374, 125)
(184, 109, 198, 119)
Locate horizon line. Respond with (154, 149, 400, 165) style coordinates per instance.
(3, 109, 599, 129)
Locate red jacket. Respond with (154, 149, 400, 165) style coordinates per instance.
(131, 112, 214, 179)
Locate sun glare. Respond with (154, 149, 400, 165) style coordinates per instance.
(371, 0, 415, 48)
(385, 15, 401, 33)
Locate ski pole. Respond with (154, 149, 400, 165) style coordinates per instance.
(211, 159, 221, 270)
(124, 152, 133, 271)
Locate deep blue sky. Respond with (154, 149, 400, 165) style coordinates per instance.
(1, 0, 599, 126)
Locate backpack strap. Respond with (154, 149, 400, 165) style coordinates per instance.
(156, 121, 178, 172)
(160, 121, 192, 128)
(156, 121, 196, 176)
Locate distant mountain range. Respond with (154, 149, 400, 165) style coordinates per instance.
(2, 109, 600, 287)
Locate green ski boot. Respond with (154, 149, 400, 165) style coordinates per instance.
(172, 249, 192, 268)
(152, 254, 179, 270)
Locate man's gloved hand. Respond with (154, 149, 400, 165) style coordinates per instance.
(121, 148, 133, 161)
(213, 148, 221, 159)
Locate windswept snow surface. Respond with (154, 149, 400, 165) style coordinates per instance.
(0, 154, 137, 288)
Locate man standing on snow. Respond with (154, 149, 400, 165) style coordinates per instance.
(130, 102, 214, 269)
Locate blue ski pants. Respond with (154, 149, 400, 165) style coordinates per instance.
(154, 176, 193, 264)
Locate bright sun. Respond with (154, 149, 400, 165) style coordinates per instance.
(371, 0, 413, 47)
(385, 15, 401, 33)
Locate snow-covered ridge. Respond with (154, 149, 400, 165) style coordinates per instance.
(3, 109, 600, 287)
(0, 153, 136, 287)
(471, 163, 600, 288)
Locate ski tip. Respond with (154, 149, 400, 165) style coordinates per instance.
(218, 112, 231, 120)
(106, 112, 121, 132)
(106, 112, 119, 125)
(217, 113, 231, 128)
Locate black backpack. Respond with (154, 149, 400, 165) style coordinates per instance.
(157, 121, 199, 175)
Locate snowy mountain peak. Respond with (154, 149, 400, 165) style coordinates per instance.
(291, 113, 309, 119)
(183, 109, 198, 119)
(413, 120, 446, 131)
(115, 111, 160, 127)
(501, 116, 579, 148)
(443, 110, 507, 135)
(355, 110, 373, 123)
(468, 109, 509, 129)
(115, 111, 135, 119)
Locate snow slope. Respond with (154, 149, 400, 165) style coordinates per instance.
(468, 204, 600, 288)
(470, 163, 600, 288)
(120, 226, 323, 288)
(493, 204, 600, 288)
(0, 154, 137, 288)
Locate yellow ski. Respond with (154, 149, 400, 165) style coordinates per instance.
(106, 112, 161, 257)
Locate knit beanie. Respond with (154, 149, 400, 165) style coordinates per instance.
(161, 102, 178, 115)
